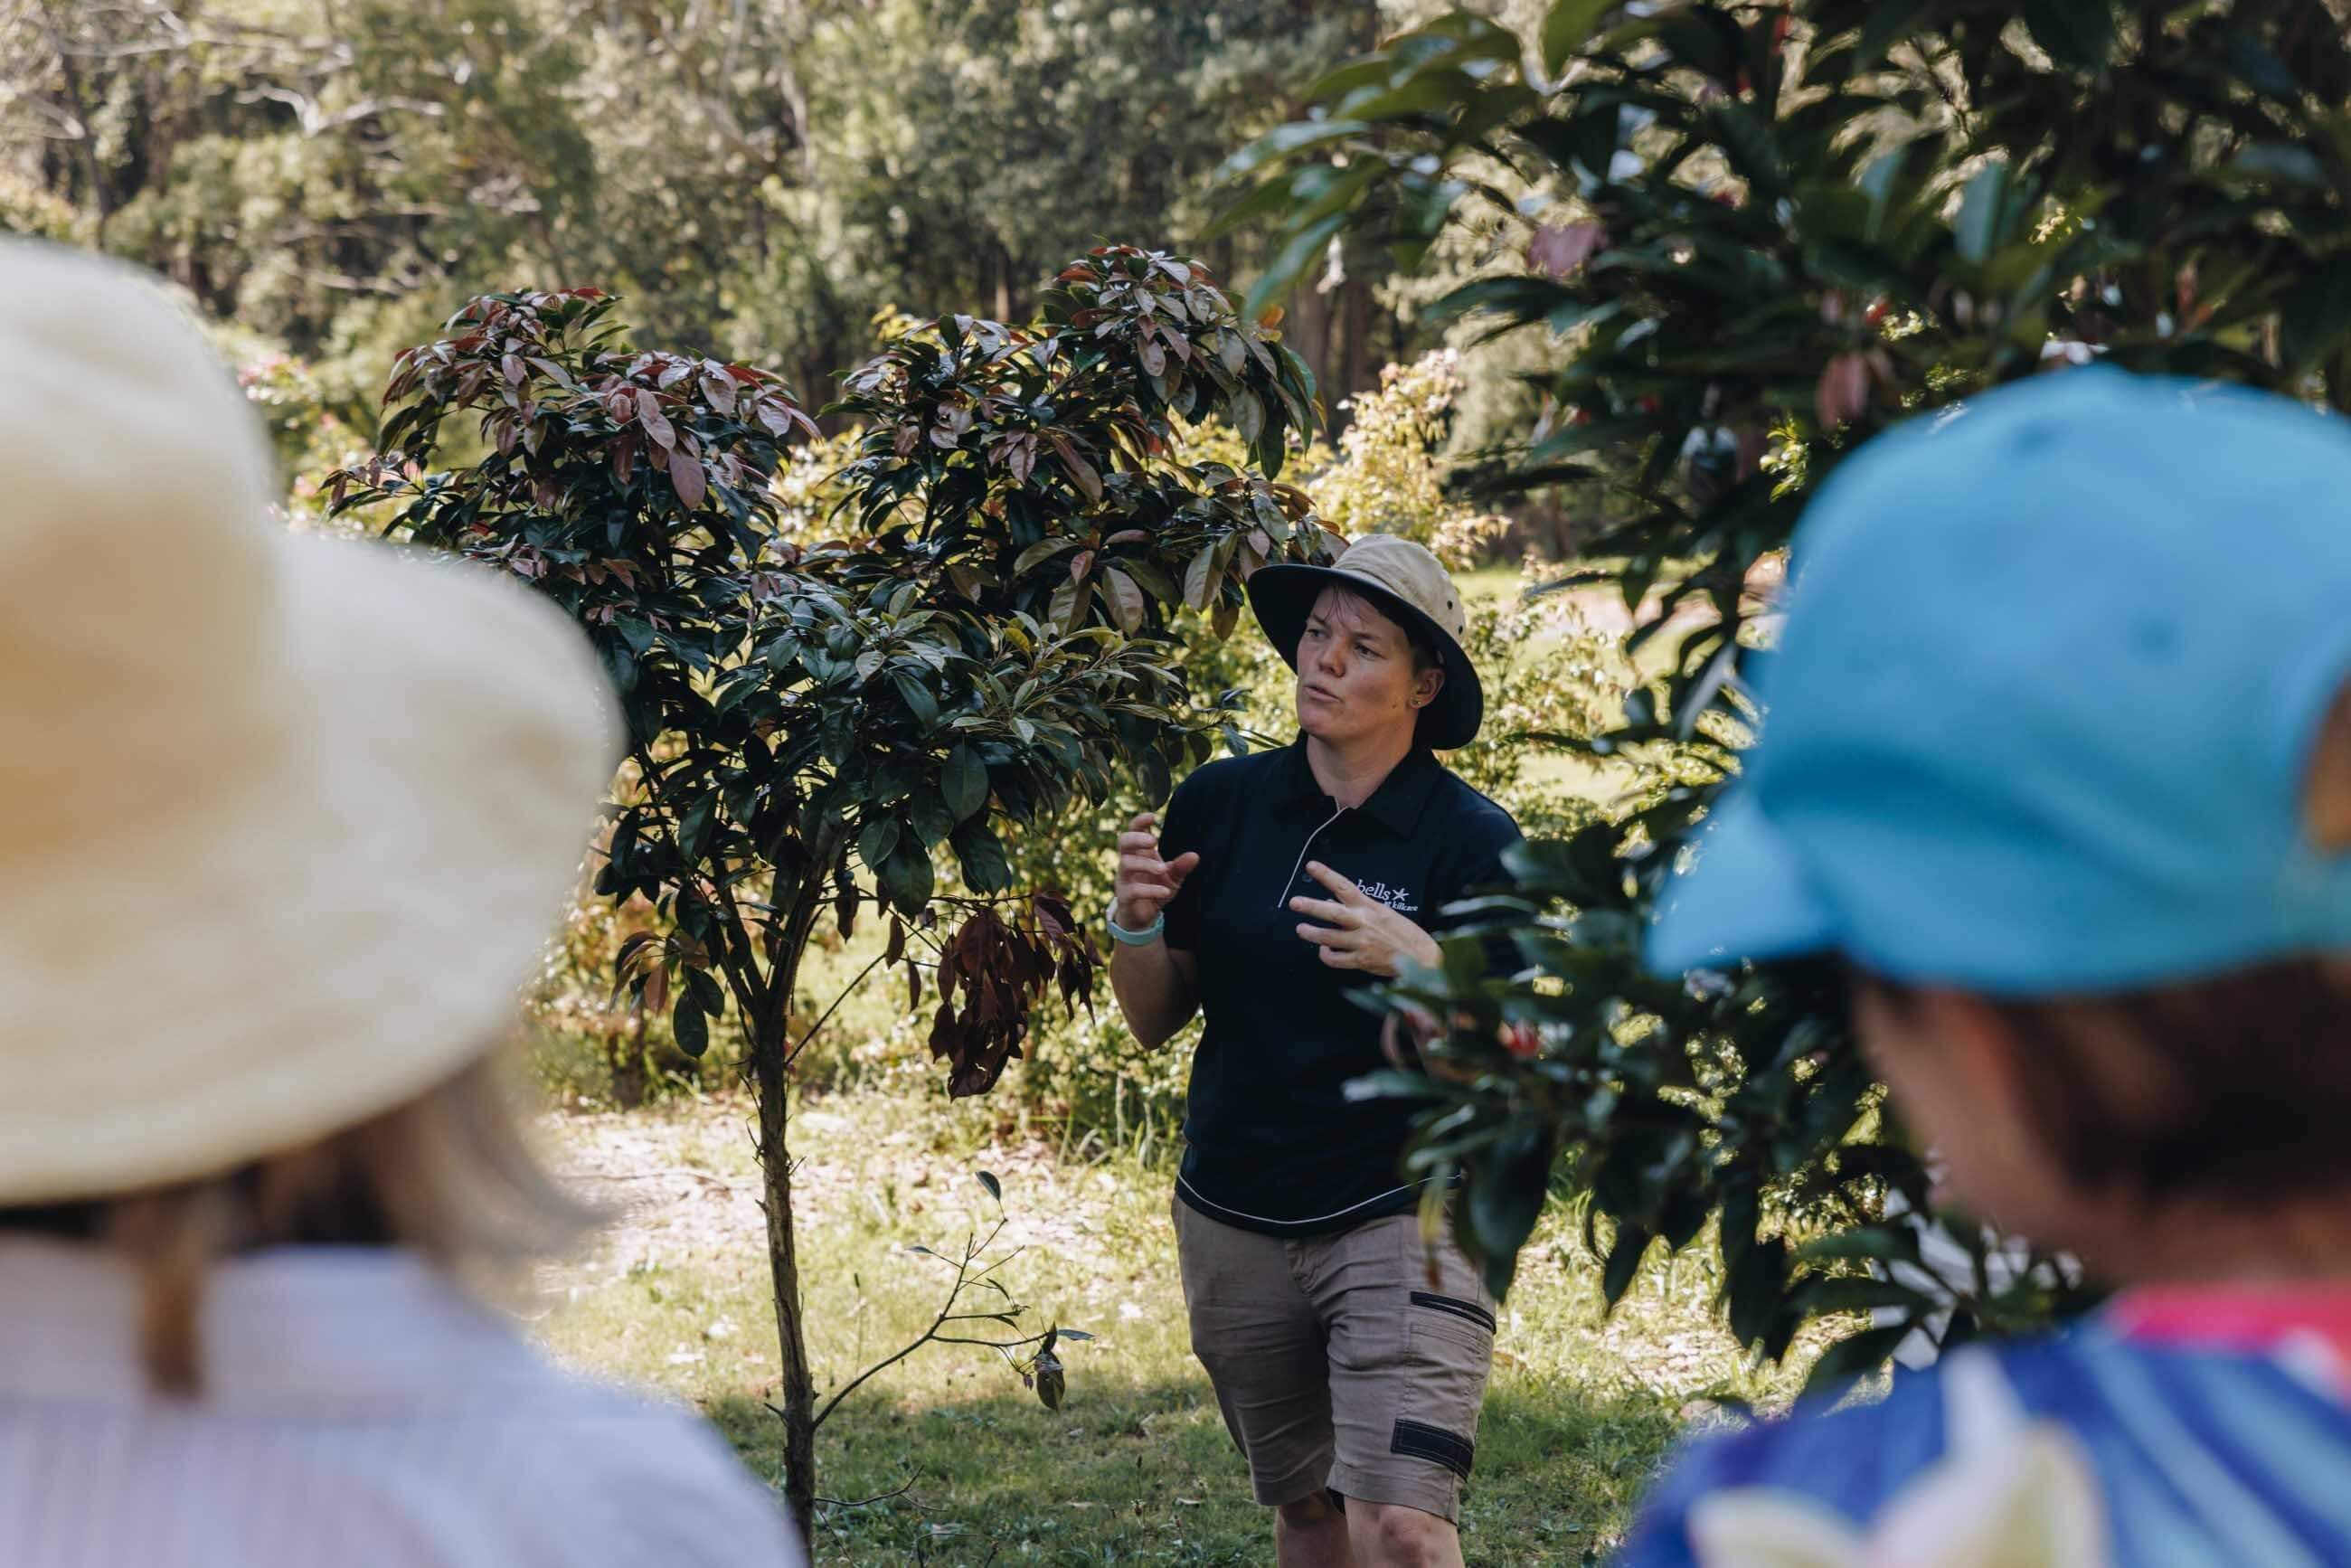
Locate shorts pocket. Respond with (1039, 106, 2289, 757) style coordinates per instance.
(1408, 1289, 1497, 1337)
(1395, 1289, 1493, 1480)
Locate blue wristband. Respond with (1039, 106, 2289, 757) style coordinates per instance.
(1105, 902, 1166, 946)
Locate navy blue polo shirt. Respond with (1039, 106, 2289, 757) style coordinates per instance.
(1157, 739, 1522, 1237)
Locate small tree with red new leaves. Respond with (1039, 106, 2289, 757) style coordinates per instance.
(332, 247, 1331, 1527)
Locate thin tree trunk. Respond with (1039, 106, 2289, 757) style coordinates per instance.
(1289, 281, 1334, 437)
(754, 1012, 816, 1538)
(746, 849, 836, 1543)
(44, 3, 109, 250)
(1338, 264, 1374, 414)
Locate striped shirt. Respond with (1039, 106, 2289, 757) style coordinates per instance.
(1619, 1322, 2351, 1565)
(0, 1237, 804, 1567)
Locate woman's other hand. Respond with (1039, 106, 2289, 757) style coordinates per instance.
(1114, 812, 1200, 930)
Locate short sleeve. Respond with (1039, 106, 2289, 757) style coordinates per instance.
(1157, 770, 1211, 952)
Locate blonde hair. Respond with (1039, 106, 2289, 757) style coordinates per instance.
(0, 1053, 599, 1395)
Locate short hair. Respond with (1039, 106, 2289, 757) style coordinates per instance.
(1865, 959, 2351, 1206)
(0, 1053, 599, 1394)
(1858, 684, 2351, 1207)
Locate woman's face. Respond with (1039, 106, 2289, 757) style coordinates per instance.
(1293, 585, 1442, 749)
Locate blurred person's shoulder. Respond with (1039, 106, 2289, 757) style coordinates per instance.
(520, 1368, 804, 1564)
(1614, 1331, 2351, 1566)
(1613, 1352, 1953, 1566)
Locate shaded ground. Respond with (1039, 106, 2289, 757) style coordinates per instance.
(530, 1090, 1818, 1565)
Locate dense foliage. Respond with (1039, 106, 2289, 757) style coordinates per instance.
(331, 244, 1332, 1521)
(7, 0, 1405, 421)
(1227, 0, 2351, 1388)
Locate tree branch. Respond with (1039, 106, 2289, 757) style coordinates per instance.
(779, 948, 891, 1073)
(810, 1219, 1013, 1433)
(812, 1480, 918, 1511)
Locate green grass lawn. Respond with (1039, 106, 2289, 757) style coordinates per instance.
(533, 1085, 1818, 1565)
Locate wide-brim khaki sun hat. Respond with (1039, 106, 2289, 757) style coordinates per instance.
(0, 241, 620, 1204)
(1247, 534, 1485, 750)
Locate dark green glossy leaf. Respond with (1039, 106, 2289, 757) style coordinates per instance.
(672, 993, 709, 1058)
(858, 814, 902, 872)
(951, 818, 1014, 894)
(943, 744, 989, 822)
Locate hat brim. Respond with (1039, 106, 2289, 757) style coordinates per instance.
(1643, 790, 1840, 977)
(0, 533, 619, 1203)
(1247, 562, 1485, 750)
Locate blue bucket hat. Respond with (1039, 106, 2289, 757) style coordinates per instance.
(1647, 369, 2351, 994)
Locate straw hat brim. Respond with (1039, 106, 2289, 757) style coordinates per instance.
(1247, 562, 1485, 750)
(0, 531, 618, 1204)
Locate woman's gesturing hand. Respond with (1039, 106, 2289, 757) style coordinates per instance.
(1114, 812, 1200, 930)
(1289, 861, 1444, 977)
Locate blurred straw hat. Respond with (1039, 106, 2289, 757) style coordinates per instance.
(0, 241, 619, 1204)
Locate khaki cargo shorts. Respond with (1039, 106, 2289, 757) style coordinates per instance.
(1171, 1195, 1496, 1523)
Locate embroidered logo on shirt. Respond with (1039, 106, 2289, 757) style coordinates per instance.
(1356, 880, 1419, 915)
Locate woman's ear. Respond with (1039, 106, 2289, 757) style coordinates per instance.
(1413, 664, 1446, 710)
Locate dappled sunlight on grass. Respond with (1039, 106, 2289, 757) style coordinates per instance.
(531, 1087, 1817, 1565)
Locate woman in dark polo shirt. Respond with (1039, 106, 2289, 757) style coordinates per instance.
(1107, 534, 1520, 1568)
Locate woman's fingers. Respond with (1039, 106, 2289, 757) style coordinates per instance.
(1304, 862, 1366, 902)
(1288, 894, 1355, 926)
(1118, 846, 1182, 899)
(1114, 812, 1197, 917)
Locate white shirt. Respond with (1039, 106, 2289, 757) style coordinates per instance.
(0, 1238, 805, 1567)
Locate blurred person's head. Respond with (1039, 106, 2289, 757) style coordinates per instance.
(1245, 534, 1482, 752)
(1647, 371, 2351, 1284)
(0, 241, 619, 1391)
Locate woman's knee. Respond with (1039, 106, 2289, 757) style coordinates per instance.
(1347, 1499, 1457, 1566)
(1274, 1489, 1341, 1528)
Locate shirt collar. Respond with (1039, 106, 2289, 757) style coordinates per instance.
(1276, 738, 1444, 838)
